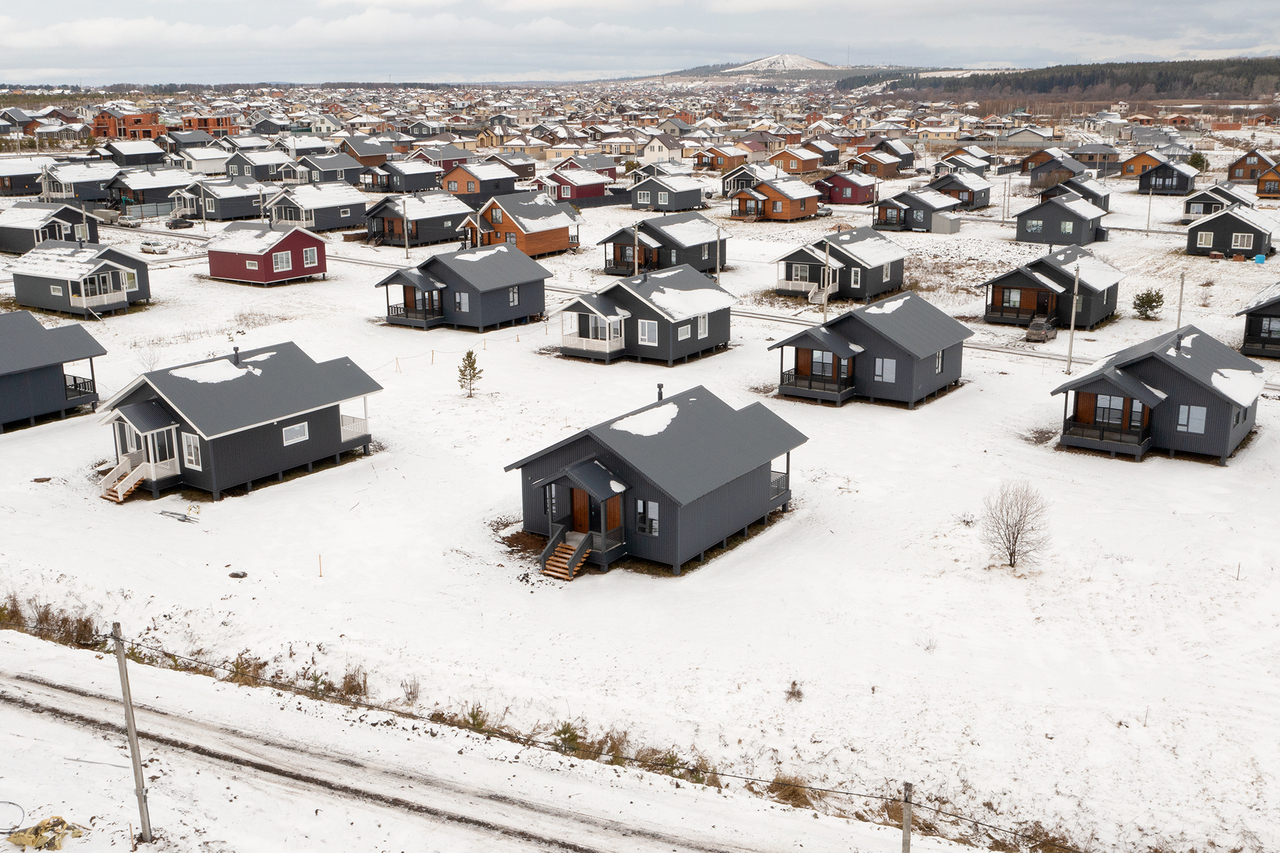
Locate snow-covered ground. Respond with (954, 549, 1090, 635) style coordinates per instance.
(1, 174, 1277, 852)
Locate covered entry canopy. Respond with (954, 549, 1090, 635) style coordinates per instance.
(533, 457, 629, 501)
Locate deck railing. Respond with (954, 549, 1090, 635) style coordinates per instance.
(1242, 334, 1280, 354)
(340, 415, 368, 442)
(562, 334, 624, 353)
(70, 291, 127, 309)
(780, 369, 853, 394)
(64, 375, 95, 399)
(388, 303, 443, 322)
(986, 306, 1039, 321)
(591, 527, 624, 554)
(769, 471, 789, 499)
(1062, 418, 1150, 445)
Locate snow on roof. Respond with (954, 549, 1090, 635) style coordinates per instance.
(652, 215, 720, 248)
(460, 162, 518, 181)
(821, 228, 907, 268)
(3, 244, 120, 279)
(113, 168, 195, 189)
(1237, 281, 1280, 315)
(169, 359, 261, 384)
(44, 161, 121, 184)
(768, 177, 821, 200)
(241, 150, 294, 165)
(205, 223, 309, 254)
(1059, 196, 1107, 220)
(550, 169, 611, 187)
(864, 294, 907, 314)
(388, 191, 473, 220)
(1199, 204, 1279, 234)
(610, 402, 678, 437)
(0, 157, 55, 176)
(1211, 368, 1267, 407)
(652, 175, 706, 193)
(0, 203, 76, 229)
(278, 182, 367, 209)
(108, 140, 163, 154)
(182, 147, 230, 161)
(388, 159, 443, 175)
(647, 282, 736, 320)
(910, 188, 962, 210)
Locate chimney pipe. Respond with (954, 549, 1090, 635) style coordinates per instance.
(233, 346, 240, 365)
(657, 383, 664, 401)
(1175, 333, 1183, 352)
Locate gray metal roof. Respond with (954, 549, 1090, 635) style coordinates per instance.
(113, 341, 382, 440)
(1237, 281, 1280, 315)
(767, 325, 864, 359)
(426, 243, 551, 292)
(839, 292, 974, 359)
(115, 400, 180, 434)
(372, 266, 446, 292)
(0, 311, 106, 376)
(506, 386, 808, 506)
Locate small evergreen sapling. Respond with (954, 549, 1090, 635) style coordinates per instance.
(1133, 288, 1165, 320)
(458, 349, 483, 397)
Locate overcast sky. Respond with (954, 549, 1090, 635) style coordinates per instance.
(2, 1, 1278, 85)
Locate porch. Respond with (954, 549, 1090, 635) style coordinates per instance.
(1240, 334, 1280, 359)
(534, 462, 629, 580)
(779, 368, 857, 403)
(64, 373, 97, 406)
(381, 280, 445, 330)
(560, 311, 625, 362)
(772, 338, 861, 405)
(100, 408, 183, 502)
(1059, 418, 1153, 459)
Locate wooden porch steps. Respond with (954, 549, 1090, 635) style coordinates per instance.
(542, 542, 581, 581)
(101, 476, 141, 503)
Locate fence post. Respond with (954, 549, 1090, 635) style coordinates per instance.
(112, 623, 153, 843)
(901, 781, 912, 853)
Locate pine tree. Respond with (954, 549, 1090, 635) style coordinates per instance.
(457, 349, 482, 398)
(1133, 288, 1165, 320)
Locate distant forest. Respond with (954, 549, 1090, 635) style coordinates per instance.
(840, 57, 1280, 101)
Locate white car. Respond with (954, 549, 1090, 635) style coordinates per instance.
(139, 240, 169, 255)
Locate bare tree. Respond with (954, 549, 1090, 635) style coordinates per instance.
(980, 480, 1051, 568)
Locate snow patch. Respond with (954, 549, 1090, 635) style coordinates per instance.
(457, 246, 509, 262)
(1211, 368, 1266, 407)
(610, 403, 678, 437)
(865, 295, 909, 314)
(609, 480, 626, 493)
(648, 285, 736, 320)
(169, 359, 260, 383)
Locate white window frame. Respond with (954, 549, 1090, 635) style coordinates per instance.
(561, 185, 572, 198)
(73, 223, 89, 240)
(282, 422, 309, 446)
(677, 324, 691, 341)
(1188, 203, 1203, 215)
(1025, 219, 1043, 233)
(302, 247, 318, 268)
(935, 350, 943, 374)
(182, 433, 202, 470)
(228, 164, 239, 175)
(1231, 232, 1254, 250)
(204, 198, 215, 213)
(272, 251, 291, 273)
(50, 284, 63, 296)
(1196, 231, 1213, 247)
(508, 285, 519, 307)
(340, 208, 350, 217)
(636, 190, 650, 204)
(245, 260, 258, 269)
(638, 319, 658, 346)
(874, 357, 896, 383)
(456, 292, 469, 312)
(1176, 404, 1206, 434)
(658, 191, 669, 205)
(124, 271, 138, 292)
(697, 313, 708, 339)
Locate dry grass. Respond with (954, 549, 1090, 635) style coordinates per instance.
(0, 595, 103, 649)
(768, 773, 819, 810)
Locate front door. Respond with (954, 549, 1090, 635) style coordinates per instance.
(605, 495, 621, 531)
(571, 488, 589, 534)
(1036, 290, 1050, 315)
(402, 285, 418, 312)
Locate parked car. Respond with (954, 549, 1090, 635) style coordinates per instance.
(815, 205, 833, 218)
(166, 218, 194, 230)
(95, 209, 120, 225)
(1025, 317, 1058, 342)
(117, 215, 143, 228)
(139, 240, 169, 255)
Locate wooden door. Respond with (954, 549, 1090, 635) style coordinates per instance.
(571, 489, 589, 533)
(402, 285, 417, 311)
(605, 495, 621, 531)
(796, 348, 812, 376)
(1036, 290, 1050, 314)
(1075, 392, 1095, 425)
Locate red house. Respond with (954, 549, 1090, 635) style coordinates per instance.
(205, 223, 327, 286)
(815, 171, 878, 205)
(534, 169, 610, 201)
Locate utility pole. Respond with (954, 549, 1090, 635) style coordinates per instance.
(823, 237, 831, 323)
(632, 220, 639, 276)
(112, 623, 153, 844)
(714, 225, 721, 284)
(901, 781, 913, 853)
(1065, 263, 1080, 375)
(1176, 270, 1185, 328)
(403, 199, 410, 260)
(1145, 183, 1154, 235)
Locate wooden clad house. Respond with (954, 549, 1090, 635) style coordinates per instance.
(267, 182, 368, 232)
(6, 241, 150, 318)
(441, 162, 519, 205)
(1255, 164, 1280, 198)
(340, 136, 394, 168)
(630, 175, 706, 212)
(851, 150, 901, 178)
(38, 162, 121, 205)
(286, 152, 364, 186)
(373, 243, 548, 332)
(1119, 150, 1168, 178)
(1015, 192, 1108, 246)
(772, 226, 906, 302)
(225, 150, 294, 182)
(504, 386, 807, 577)
(460, 191, 583, 258)
(1226, 149, 1276, 182)
(982, 245, 1122, 329)
(204, 223, 327, 285)
(0, 311, 106, 432)
(815, 170, 877, 205)
(1028, 153, 1087, 189)
(694, 146, 747, 171)
(926, 171, 992, 210)
(555, 265, 734, 365)
(1236, 281, 1280, 358)
(721, 163, 783, 198)
(1052, 326, 1264, 464)
(364, 192, 473, 248)
(0, 203, 98, 254)
(370, 159, 444, 193)
(769, 147, 821, 175)
(768, 292, 973, 408)
(597, 212, 726, 276)
(1186, 205, 1276, 258)
(730, 177, 821, 221)
(97, 342, 381, 501)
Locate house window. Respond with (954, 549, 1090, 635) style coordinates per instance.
(1266, 181, 1280, 194)
(912, 209, 924, 222)
(1001, 288, 1021, 308)
(1261, 317, 1280, 338)
(1096, 394, 1125, 425)
(204, 198, 215, 212)
(1232, 233, 1254, 250)
(182, 433, 201, 470)
(492, 208, 503, 224)
(447, 180, 457, 191)
(272, 251, 291, 272)
(677, 324, 691, 340)
(124, 272, 138, 292)
(544, 485, 557, 517)
(302, 247, 318, 268)
(934, 350, 943, 374)
(561, 185, 571, 198)
(340, 208, 350, 217)
(1176, 404, 1206, 434)
(1025, 219, 1043, 233)
(1196, 231, 1213, 248)
(670, 249, 678, 265)
(246, 260, 258, 269)
(282, 422, 309, 446)
(789, 160, 797, 169)
(456, 292, 469, 312)
(336, 170, 345, 180)
(658, 191, 669, 205)
(697, 313, 708, 339)
(874, 357, 896, 383)
(50, 284, 63, 296)
(1060, 220, 1074, 234)
(1130, 400, 1144, 429)
(508, 285, 519, 306)
(636, 499, 659, 535)
(229, 164, 239, 175)
(312, 170, 321, 182)
(772, 201, 782, 213)
(636, 190, 650, 204)
(813, 350, 833, 377)
(466, 181, 476, 192)
(74, 224, 89, 240)
(702, 243, 709, 261)
(1189, 203, 1203, 215)
(638, 319, 658, 346)
(1247, 155, 1258, 164)
(1125, 165, 1134, 174)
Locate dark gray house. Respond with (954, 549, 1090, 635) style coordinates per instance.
(926, 171, 992, 210)
(556, 265, 735, 365)
(0, 157, 55, 196)
(773, 226, 906, 302)
(267, 182, 367, 231)
(225, 150, 294, 182)
(504, 386, 807, 577)
(982, 245, 1122, 329)
(107, 168, 196, 212)
(1186, 205, 1276, 257)
(873, 136, 914, 169)
(484, 152, 538, 180)
(1028, 154, 1087, 190)
(1138, 161, 1198, 196)
(6, 241, 151, 317)
(1016, 192, 1108, 246)
(104, 140, 166, 168)
(365, 191, 474, 247)
(768, 292, 973, 408)
(0, 203, 99, 255)
(597, 211, 726, 276)
(38, 162, 122, 204)
(373, 243, 549, 331)
(1052, 326, 1264, 464)
(1041, 175, 1111, 212)
(97, 342, 382, 501)
(1182, 182, 1256, 224)
(0, 311, 106, 432)
(874, 189, 962, 233)
(375, 159, 444, 193)
(721, 163, 783, 198)
(171, 177, 276, 221)
(1236, 281, 1280, 358)
(630, 175, 706, 212)
(284, 152, 364, 186)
